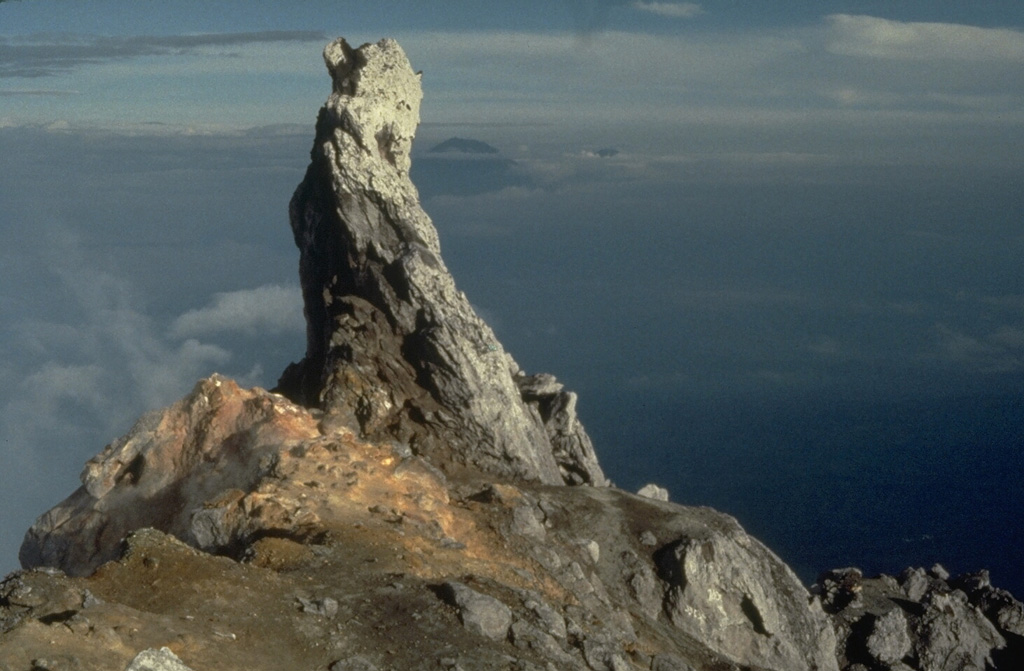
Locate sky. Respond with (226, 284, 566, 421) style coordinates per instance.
(2, 1, 1023, 587)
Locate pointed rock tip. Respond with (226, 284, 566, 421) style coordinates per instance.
(322, 37, 420, 96)
(319, 36, 421, 175)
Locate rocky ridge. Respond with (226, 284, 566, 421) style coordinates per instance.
(3, 37, 1021, 671)
(8, 376, 838, 671)
(272, 37, 603, 488)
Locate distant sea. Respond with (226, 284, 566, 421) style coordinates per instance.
(585, 391, 1024, 597)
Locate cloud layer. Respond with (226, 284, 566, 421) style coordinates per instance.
(631, 2, 704, 19)
(0, 31, 327, 78)
(826, 14, 1024, 61)
(2, 16, 1022, 157)
(171, 285, 303, 339)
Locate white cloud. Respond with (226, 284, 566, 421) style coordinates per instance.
(1, 236, 234, 429)
(6, 20, 1024, 145)
(400, 23, 1024, 151)
(631, 2, 704, 19)
(826, 14, 1024, 61)
(403, 29, 808, 127)
(170, 284, 303, 339)
(0, 33, 330, 129)
(0, 227, 297, 457)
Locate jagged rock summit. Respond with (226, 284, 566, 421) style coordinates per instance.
(12, 376, 839, 671)
(275, 37, 604, 488)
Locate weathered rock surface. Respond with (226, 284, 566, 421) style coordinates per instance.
(818, 565, 1024, 670)
(11, 372, 839, 671)
(637, 484, 670, 502)
(20, 376, 321, 576)
(440, 581, 513, 641)
(274, 37, 604, 487)
(655, 530, 836, 671)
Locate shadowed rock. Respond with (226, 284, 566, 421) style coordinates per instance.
(818, 565, 1024, 670)
(274, 37, 604, 487)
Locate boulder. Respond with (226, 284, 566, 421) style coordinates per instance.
(654, 530, 838, 671)
(125, 648, 194, 671)
(865, 608, 912, 666)
(637, 484, 670, 501)
(440, 582, 513, 641)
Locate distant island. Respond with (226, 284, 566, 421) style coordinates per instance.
(412, 136, 521, 198)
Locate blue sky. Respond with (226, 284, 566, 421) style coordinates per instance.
(2, 1, 1024, 584)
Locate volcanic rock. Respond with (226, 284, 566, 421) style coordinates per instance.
(125, 648, 194, 671)
(20, 376, 321, 576)
(865, 608, 912, 666)
(637, 484, 670, 502)
(439, 581, 513, 641)
(818, 565, 1024, 670)
(273, 37, 604, 487)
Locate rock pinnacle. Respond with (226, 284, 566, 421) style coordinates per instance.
(276, 38, 605, 486)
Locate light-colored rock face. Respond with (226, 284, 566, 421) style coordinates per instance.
(323, 38, 421, 176)
(916, 591, 1004, 671)
(126, 647, 195, 671)
(656, 530, 839, 671)
(866, 608, 912, 665)
(15, 368, 838, 671)
(277, 38, 605, 487)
